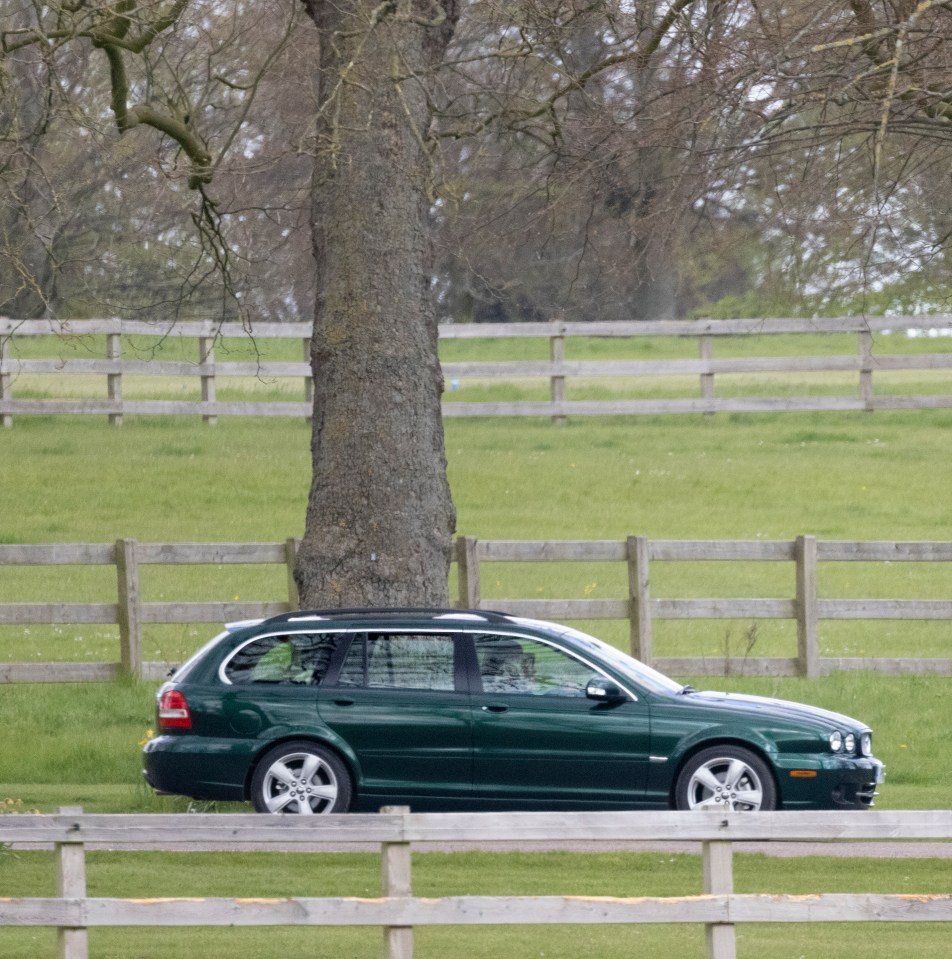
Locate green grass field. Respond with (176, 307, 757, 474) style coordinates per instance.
(2, 408, 951, 667)
(1, 847, 951, 959)
(2, 364, 951, 957)
(1, 408, 950, 797)
(6, 824, 947, 959)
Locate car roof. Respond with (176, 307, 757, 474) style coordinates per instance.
(256, 607, 521, 629)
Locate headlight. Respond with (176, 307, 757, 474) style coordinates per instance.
(829, 731, 843, 752)
(860, 733, 873, 757)
(844, 733, 856, 754)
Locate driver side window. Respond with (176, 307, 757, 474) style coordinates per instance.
(475, 634, 593, 696)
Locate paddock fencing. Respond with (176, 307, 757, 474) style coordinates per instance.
(1, 808, 950, 959)
(3, 315, 952, 424)
(1, 536, 950, 682)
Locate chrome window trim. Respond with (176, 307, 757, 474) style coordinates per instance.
(218, 626, 455, 686)
(217, 629, 355, 686)
(215, 624, 639, 700)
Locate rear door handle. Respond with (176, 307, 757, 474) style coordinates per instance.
(333, 698, 355, 707)
(481, 704, 509, 713)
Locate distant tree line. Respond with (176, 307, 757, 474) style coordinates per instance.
(5, 0, 952, 611)
(4, 1, 952, 326)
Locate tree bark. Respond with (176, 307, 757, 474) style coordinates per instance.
(295, 0, 458, 609)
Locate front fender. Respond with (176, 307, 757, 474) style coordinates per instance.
(646, 715, 779, 805)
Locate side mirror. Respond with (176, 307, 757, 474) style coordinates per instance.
(586, 677, 627, 703)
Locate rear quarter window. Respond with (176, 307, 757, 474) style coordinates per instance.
(223, 633, 339, 685)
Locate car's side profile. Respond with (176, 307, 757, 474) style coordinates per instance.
(142, 608, 884, 814)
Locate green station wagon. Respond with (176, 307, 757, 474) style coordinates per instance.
(142, 608, 884, 814)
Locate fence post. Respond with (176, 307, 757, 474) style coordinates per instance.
(285, 537, 301, 611)
(703, 836, 736, 959)
(858, 328, 875, 411)
(56, 805, 88, 959)
(303, 337, 313, 422)
(699, 334, 715, 411)
(456, 536, 481, 609)
(627, 536, 653, 664)
(550, 323, 567, 426)
(116, 538, 143, 677)
(107, 332, 123, 426)
(200, 336, 217, 425)
(381, 806, 413, 959)
(1, 334, 12, 428)
(795, 535, 819, 678)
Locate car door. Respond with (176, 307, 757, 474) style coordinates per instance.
(317, 631, 473, 804)
(469, 632, 651, 807)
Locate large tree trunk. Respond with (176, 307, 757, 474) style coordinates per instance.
(295, 0, 458, 609)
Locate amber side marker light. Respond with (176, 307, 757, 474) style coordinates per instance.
(790, 770, 818, 778)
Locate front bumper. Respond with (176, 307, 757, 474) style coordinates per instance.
(779, 755, 885, 809)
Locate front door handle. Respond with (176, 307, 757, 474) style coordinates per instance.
(481, 704, 509, 713)
(333, 698, 355, 707)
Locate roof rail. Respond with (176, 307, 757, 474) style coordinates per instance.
(261, 607, 515, 626)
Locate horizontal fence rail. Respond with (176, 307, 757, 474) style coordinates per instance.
(3, 316, 952, 424)
(1, 536, 951, 682)
(0, 539, 299, 682)
(2, 809, 951, 959)
(456, 536, 952, 679)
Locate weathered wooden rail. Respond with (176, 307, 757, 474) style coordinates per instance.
(2, 809, 951, 959)
(2, 315, 952, 424)
(455, 536, 952, 678)
(1, 536, 950, 682)
(0, 539, 299, 682)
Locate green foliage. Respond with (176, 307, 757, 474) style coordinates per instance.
(687, 253, 952, 320)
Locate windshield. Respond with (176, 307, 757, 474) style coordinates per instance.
(513, 619, 684, 695)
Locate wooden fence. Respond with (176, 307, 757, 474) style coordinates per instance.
(1, 536, 950, 682)
(3, 315, 952, 424)
(456, 536, 952, 678)
(2, 808, 951, 959)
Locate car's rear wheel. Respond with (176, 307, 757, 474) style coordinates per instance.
(674, 745, 777, 811)
(251, 741, 352, 814)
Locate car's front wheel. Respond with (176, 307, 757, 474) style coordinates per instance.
(674, 745, 777, 811)
(251, 741, 352, 814)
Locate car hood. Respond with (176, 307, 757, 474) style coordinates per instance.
(682, 689, 868, 732)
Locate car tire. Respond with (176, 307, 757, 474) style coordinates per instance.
(251, 741, 352, 814)
(674, 744, 777, 811)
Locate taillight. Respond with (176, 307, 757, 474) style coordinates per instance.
(158, 690, 192, 729)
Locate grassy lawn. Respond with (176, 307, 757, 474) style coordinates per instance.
(0, 408, 950, 800)
(1, 368, 950, 955)
(8, 408, 951, 662)
(1, 847, 951, 959)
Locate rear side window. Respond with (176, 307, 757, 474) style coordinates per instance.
(336, 633, 456, 691)
(223, 633, 339, 685)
